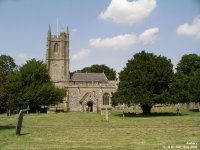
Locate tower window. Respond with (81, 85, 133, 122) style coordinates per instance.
(54, 43, 59, 54)
(103, 93, 109, 105)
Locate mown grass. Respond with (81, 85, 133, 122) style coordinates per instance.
(0, 108, 200, 150)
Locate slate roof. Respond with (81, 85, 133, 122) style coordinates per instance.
(71, 73, 108, 82)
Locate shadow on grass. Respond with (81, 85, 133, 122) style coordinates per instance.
(189, 109, 200, 112)
(114, 112, 189, 118)
(0, 124, 15, 130)
(0, 125, 30, 136)
(19, 133, 30, 136)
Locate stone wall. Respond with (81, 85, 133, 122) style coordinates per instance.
(66, 81, 117, 112)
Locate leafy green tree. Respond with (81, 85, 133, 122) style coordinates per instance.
(112, 51, 174, 114)
(0, 55, 17, 112)
(0, 76, 7, 112)
(173, 54, 200, 104)
(169, 73, 192, 104)
(189, 69, 200, 103)
(0, 55, 17, 76)
(5, 59, 65, 110)
(78, 64, 116, 80)
(176, 54, 200, 76)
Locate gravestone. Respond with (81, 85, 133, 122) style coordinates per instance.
(105, 108, 109, 121)
(16, 110, 23, 135)
(122, 111, 125, 118)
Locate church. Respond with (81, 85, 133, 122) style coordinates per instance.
(45, 25, 117, 112)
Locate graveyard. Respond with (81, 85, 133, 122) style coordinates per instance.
(0, 108, 199, 150)
(0, 1, 200, 149)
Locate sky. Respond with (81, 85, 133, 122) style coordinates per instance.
(0, 0, 200, 72)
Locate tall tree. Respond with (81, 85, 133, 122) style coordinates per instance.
(189, 69, 200, 104)
(112, 51, 174, 114)
(173, 54, 200, 104)
(0, 55, 17, 112)
(0, 75, 7, 112)
(0, 55, 17, 76)
(169, 73, 192, 104)
(5, 59, 65, 110)
(176, 54, 200, 76)
(77, 64, 116, 80)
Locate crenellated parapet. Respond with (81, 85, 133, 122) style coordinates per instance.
(50, 32, 69, 42)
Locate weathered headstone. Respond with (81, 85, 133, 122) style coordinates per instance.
(27, 106, 30, 114)
(16, 110, 23, 135)
(122, 111, 125, 118)
(176, 103, 181, 115)
(105, 108, 109, 121)
(7, 109, 11, 116)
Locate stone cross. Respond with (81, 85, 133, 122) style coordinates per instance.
(16, 110, 23, 135)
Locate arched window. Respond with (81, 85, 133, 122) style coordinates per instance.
(54, 43, 58, 54)
(103, 93, 109, 105)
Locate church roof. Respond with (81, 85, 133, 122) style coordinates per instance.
(71, 73, 108, 82)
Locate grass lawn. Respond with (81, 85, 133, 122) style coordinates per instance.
(0, 108, 200, 150)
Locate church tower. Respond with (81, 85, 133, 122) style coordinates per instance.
(46, 25, 70, 85)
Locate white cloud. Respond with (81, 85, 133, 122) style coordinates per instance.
(14, 52, 28, 65)
(139, 27, 159, 44)
(99, 0, 157, 25)
(89, 28, 159, 50)
(16, 52, 27, 59)
(177, 16, 200, 38)
(71, 49, 91, 61)
(89, 34, 137, 51)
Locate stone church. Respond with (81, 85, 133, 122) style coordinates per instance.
(45, 25, 117, 112)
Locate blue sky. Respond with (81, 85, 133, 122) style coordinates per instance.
(0, 0, 199, 72)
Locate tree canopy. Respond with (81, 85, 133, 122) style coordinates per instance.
(173, 54, 200, 104)
(176, 54, 200, 76)
(77, 64, 116, 80)
(112, 51, 174, 114)
(5, 59, 65, 110)
(0, 55, 17, 112)
(0, 55, 17, 76)
(189, 69, 200, 103)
